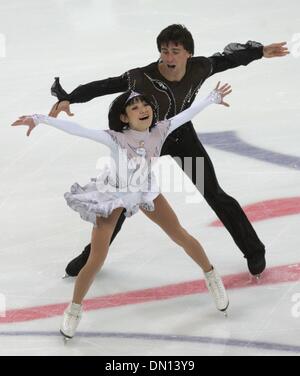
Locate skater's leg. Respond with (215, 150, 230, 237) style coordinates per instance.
(65, 209, 127, 277)
(72, 208, 123, 304)
(60, 208, 123, 339)
(167, 125, 265, 274)
(141, 194, 228, 311)
(141, 194, 211, 272)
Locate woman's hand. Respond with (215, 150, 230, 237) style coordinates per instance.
(11, 116, 36, 137)
(215, 82, 232, 107)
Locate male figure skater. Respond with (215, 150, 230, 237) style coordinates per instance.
(49, 24, 289, 278)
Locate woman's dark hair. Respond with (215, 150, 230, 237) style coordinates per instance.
(108, 91, 157, 132)
(156, 24, 194, 55)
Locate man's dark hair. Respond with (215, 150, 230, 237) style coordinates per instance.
(156, 24, 194, 55)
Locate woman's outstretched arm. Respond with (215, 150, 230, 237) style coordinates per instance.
(11, 114, 115, 148)
(167, 82, 232, 135)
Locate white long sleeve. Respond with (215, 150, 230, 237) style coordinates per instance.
(32, 114, 115, 149)
(167, 90, 221, 135)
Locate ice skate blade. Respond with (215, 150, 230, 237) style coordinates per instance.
(60, 330, 72, 344)
(220, 308, 228, 317)
(251, 273, 263, 281)
(219, 302, 229, 317)
(63, 336, 70, 344)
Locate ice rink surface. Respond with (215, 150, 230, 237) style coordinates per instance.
(0, 0, 300, 356)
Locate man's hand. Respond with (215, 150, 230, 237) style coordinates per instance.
(263, 42, 290, 58)
(48, 100, 74, 118)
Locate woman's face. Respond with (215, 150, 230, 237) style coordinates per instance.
(120, 98, 153, 132)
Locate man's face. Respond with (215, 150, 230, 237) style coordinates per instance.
(159, 42, 192, 75)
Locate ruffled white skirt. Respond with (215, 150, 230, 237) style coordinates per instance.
(64, 175, 160, 225)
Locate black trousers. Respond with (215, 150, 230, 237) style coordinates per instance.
(86, 123, 265, 258)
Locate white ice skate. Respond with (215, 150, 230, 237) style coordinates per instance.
(60, 302, 82, 342)
(204, 267, 229, 315)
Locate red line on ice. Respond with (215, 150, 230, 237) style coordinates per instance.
(210, 197, 300, 227)
(1, 262, 299, 324)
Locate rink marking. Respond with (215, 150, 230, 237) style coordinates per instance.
(200, 131, 300, 171)
(210, 197, 300, 226)
(1, 262, 300, 324)
(0, 331, 300, 354)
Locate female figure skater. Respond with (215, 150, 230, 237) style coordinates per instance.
(12, 82, 232, 340)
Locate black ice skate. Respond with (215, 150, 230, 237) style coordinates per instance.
(64, 246, 91, 278)
(246, 251, 266, 279)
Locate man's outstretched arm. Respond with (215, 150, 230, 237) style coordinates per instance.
(49, 74, 129, 117)
(208, 41, 289, 75)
